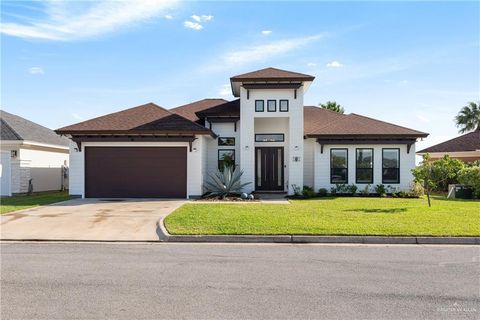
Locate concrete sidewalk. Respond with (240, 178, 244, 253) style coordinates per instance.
(1, 199, 185, 241)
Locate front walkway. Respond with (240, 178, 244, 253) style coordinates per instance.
(1, 198, 185, 241)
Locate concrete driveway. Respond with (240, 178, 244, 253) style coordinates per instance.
(0, 199, 186, 241)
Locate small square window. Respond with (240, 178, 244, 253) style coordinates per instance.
(255, 100, 264, 112)
(279, 100, 289, 112)
(218, 137, 235, 146)
(267, 100, 276, 112)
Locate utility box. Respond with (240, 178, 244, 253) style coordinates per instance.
(448, 184, 473, 199)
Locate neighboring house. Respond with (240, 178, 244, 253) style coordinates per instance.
(0, 110, 69, 196)
(417, 130, 480, 162)
(56, 67, 428, 198)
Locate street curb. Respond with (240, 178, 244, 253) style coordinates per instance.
(159, 217, 480, 245)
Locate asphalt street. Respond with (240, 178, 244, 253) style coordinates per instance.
(1, 242, 479, 319)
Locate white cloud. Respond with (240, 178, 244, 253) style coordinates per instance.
(261, 30, 272, 35)
(218, 84, 232, 97)
(28, 67, 44, 75)
(191, 15, 213, 22)
(183, 21, 203, 31)
(0, 0, 178, 41)
(416, 113, 430, 123)
(71, 112, 84, 120)
(326, 60, 343, 68)
(215, 34, 325, 70)
(307, 62, 317, 67)
(164, 14, 174, 20)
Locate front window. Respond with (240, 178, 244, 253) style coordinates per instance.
(356, 148, 373, 183)
(279, 100, 289, 112)
(255, 134, 284, 142)
(382, 149, 400, 183)
(330, 149, 348, 184)
(218, 149, 235, 171)
(267, 100, 276, 112)
(255, 100, 264, 112)
(218, 137, 235, 146)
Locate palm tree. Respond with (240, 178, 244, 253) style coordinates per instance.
(319, 101, 345, 114)
(455, 102, 480, 133)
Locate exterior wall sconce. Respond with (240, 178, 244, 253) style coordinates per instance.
(10, 150, 17, 158)
(293, 156, 301, 162)
(294, 145, 299, 151)
(245, 145, 249, 150)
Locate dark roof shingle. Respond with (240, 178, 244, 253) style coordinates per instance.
(56, 103, 211, 134)
(303, 106, 428, 137)
(196, 99, 240, 118)
(0, 110, 69, 146)
(418, 131, 480, 153)
(170, 99, 227, 123)
(230, 67, 315, 82)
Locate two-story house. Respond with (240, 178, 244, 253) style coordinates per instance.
(56, 67, 428, 198)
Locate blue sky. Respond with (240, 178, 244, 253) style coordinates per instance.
(1, 1, 479, 151)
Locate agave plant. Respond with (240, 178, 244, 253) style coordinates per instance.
(204, 166, 251, 198)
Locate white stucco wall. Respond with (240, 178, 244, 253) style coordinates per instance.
(303, 138, 315, 188)
(0, 150, 12, 196)
(239, 87, 304, 194)
(18, 148, 68, 168)
(68, 139, 206, 198)
(313, 143, 417, 192)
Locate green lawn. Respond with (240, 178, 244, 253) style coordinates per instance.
(1, 191, 71, 214)
(164, 196, 480, 237)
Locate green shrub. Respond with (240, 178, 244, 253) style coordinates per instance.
(302, 186, 316, 198)
(458, 166, 480, 198)
(205, 166, 251, 198)
(375, 184, 386, 197)
(409, 182, 424, 197)
(318, 188, 328, 197)
(330, 186, 337, 196)
(348, 184, 358, 196)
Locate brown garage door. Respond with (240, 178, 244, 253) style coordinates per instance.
(85, 147, 187, 198)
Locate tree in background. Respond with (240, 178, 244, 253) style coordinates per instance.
(455, 101, 480, 133)
(319, 101, 345, 114)
(412, 154, 436, 207)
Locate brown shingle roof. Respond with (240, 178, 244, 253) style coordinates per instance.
(303, 106, 428, 137)
(170, 98, 227, 123)
(230, 67, 315, 82)
(196, 99, 240, 118)
(418, 130, 480, 153)
(56, 103, 211, 134)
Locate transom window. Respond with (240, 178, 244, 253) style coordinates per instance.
(218, 137, 235, 146)
(382, 148, 400, 183)
(255, 134, 284, 142)
(255, 100, 264, 112)
(218, 149, 235, 171)
(279, 100, 289, 112)
(267, 100, 276, 112)
(356, 148, 373, 184)
(330, 149, 348, 184)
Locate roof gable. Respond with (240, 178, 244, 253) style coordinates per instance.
(418, 130, 480, 153)
(1, 110, 69, 146)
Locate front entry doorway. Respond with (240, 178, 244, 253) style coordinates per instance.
(255, 147, 284, 191)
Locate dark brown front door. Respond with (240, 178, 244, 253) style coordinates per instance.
(85, 147, 187, 198)
(255, 147, 284, 191)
